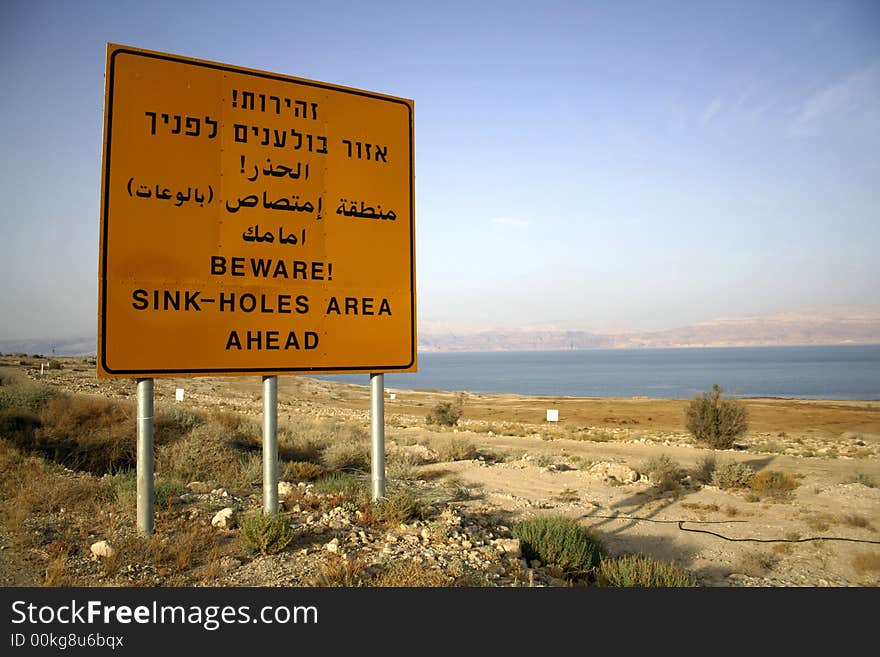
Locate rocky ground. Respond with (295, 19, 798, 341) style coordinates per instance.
(1, 355, 879, 587)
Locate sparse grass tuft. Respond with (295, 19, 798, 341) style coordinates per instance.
(372, 561, 450, 587)
(598, 554, 696, 587)
(737, 551, 777, 577)
(512, 515, 606, 578)
(312, 472, 369, 503)
(239, 512, 294, 555)
(840, 513, 872, 530)
(845, 473, 876, 488)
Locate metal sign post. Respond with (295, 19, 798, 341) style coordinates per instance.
(370, 373, 386, 501)
(136, 378, 154, 534)
(263, 375, 279, 514)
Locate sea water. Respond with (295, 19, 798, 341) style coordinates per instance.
(313, 344, 880, 399)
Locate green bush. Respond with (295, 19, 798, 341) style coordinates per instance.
(598, 554, 696, 587)
(710, 460, 755, 489)
(512, 515, 606, 577)
(685, 384, 748, 449)
(240, 512, 294, 555)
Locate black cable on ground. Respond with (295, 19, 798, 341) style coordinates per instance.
(578, 513, 880, 545)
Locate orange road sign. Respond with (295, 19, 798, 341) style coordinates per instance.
(98, 44, 416, 377)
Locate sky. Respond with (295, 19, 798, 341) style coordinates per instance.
(1, 0, 879, 342)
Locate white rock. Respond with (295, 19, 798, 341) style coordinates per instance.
(211, 507, 236, 529)
(588, 461, 640, 484)
(90, 540, 116, 559)
(278, 481, 296, 497)
(495, 538, 522, 558)
(325, 538, 340, 554)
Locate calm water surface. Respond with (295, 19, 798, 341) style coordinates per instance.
(314, 345, 880, 399)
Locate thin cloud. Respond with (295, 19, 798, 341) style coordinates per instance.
(788, 62, 880, 137)
(701, 97, 723, 126)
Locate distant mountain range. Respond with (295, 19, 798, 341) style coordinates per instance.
(2, 308, 878, 357)
(418, 308, 880, 352)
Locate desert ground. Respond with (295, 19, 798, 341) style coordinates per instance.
(0, 354, 878, 587)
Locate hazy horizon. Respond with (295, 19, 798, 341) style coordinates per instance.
(2, 1, 878, 341)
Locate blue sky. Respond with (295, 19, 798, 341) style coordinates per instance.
(1, 0, 878, 340)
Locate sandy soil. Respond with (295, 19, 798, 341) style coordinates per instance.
(2, 355, 879, 586)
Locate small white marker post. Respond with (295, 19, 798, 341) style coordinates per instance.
(370, 373, 386, 501)
(136, 378, 154, 534)
(263, 376, 278, 514)
(547, 409, 559, 423)
(175, 388, 184, 402)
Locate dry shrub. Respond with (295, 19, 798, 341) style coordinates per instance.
(0, 366, 27, 387)
(34, 395, 136, 474)
(0, 441, 108, 530)
(845, 473, 876, 488)
(169, 524, 218, 573)
(386, 458, 419, 482)
(749, 470, 798, 497)
(737, 551, 777, 577)
(372, 561, 449, 587)
(278, 425, 326, 463)
(433, 436, 477, 462)
(642, 454, 683, 491)
(426, 394, 464, 427)
(320, 441, 370, 473)
(693, 455, 717, 484)
(154, 404, 204, 441)
(375, 490, 427, 525)
(282, 460, 325, 481)
(158, 423, 245, 486)
(309, 555, 370, 587)
(840, 513, 872, 529)
(852, 552, 880, 575)
(44, 556, 73, 586)
(804, 513, 834, 532)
